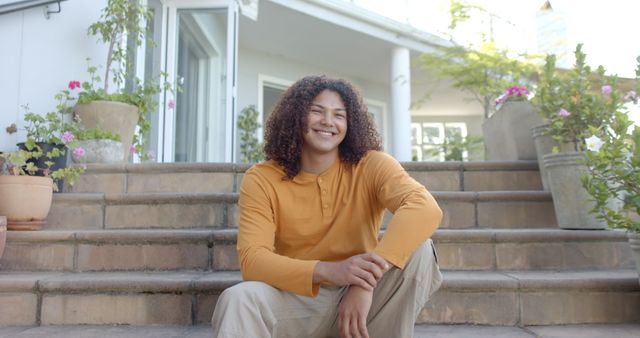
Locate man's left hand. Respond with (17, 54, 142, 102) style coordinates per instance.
(337, 286, 373, 338)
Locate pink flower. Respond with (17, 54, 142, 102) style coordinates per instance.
(557, 108, 571, 117)
(624, 90, 637, 102)
(62, 131, 75, 143)
(168, 99, 176, 109)
(68, 80, 81, 90)
(130, 145, 137, 154)
(601, 85, 612, 95)
(72, 147, 85, 158)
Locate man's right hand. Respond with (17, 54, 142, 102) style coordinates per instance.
(313, 253, 390, 291)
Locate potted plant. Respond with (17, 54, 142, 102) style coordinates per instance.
(0, 105, 85, 230)
(69, 0, 174, 162)
(12, 104, 86, 192)
(582, 111, 640, 282)
(71, 127, 123, 164)
(532, 44, 624, 229)
(482, 85, 543, 160)
(237, 105, 265, 163)
(582, 56, 640, 281)
(0, 146, 85, 230)
(0, 150, 55, 231)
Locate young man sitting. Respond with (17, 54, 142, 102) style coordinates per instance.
(212, 75, 443, 338)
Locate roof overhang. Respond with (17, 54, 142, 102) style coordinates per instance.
(239, 0, 451, 85)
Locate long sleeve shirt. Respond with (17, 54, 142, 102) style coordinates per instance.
(237, 150, 443, 297)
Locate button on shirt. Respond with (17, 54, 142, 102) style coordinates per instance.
(237, 151, 442, 297)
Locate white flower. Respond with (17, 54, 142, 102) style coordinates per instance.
(585, 135, 604, 152)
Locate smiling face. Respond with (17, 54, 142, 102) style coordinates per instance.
(301, 89, 348, 158)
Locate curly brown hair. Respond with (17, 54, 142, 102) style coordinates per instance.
(263, 75, 382, 179)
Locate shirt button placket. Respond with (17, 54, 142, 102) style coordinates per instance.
(318, 177, 329, 215)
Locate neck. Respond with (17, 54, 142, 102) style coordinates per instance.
(300, 151, 338, 175)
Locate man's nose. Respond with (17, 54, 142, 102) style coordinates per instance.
(319, 111, 334, 126)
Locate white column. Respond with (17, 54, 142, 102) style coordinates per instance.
(390, 47, 412, 161)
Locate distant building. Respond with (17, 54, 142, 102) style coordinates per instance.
(536, 0, 570, 68)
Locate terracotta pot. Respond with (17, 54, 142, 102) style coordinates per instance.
(0, 216, 6, 260)
(73, 101, 139, 161)
(0, 176, 53, 230)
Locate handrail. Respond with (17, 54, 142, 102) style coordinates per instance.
(0, 0, 67, 16)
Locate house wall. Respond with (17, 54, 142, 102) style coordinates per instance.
(0, 1, 108, 152)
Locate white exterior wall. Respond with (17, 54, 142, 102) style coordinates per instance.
(0, 1, 108, 152)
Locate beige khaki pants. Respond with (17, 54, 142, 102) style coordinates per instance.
(211, 239, 442, 338)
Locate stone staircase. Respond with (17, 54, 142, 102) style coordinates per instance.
(0, 161, 638, 327)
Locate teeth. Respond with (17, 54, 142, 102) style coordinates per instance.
(316, 130, 332, 136)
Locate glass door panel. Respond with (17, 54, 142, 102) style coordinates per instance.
(174, 9, 228, 162)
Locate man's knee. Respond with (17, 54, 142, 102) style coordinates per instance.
(402, 239, 440, 282)
(217, 281, 273, 310)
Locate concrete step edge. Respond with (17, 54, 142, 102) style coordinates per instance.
(53, 191, 552, 204)
(6, 228, 628, 244)
(78, 161, 540, 175)
(0, 270, 636, 293)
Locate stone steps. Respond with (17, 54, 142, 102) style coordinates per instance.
(68, 161, 543, 194)
(0, 229, 633, 272)
(0, 270, 637, 326)
(47, 190, 557, 230)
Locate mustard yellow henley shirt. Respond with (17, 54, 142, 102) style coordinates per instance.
(237, 150, 442, 297)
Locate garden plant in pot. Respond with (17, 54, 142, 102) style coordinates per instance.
(69, 0, 174, 162)
(582, 59, 640, 283)
(70, 127, 123, 164)
(533, 44, 625, 229)
(0, 109, 85, 230)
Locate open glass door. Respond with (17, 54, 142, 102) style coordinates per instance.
(155, 0, 237, 162)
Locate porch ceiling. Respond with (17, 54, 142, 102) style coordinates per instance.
(239, 0, 421, 85)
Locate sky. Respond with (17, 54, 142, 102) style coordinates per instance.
(350, 0, 640, 78)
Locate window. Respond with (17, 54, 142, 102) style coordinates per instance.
(411, 122, 469, 161)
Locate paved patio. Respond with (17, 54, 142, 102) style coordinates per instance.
(0, 324, 639, 337)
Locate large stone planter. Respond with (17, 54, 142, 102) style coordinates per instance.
(543, 152, 606, 229)
(0, 175, 53, 230)
(72, 139, 125, 164)
(482, 101, 543, 161)
(74, 101, 139, 162)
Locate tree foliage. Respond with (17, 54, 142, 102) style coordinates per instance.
(419, 42, 539, 119)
